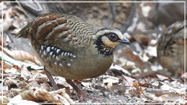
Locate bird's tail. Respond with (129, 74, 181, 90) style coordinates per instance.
(17, 22, 33, 39)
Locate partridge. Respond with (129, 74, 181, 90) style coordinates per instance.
(157, 21, 186, 76)
(17, 13, 130, 100)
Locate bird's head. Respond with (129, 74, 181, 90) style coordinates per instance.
(94, 28, 130, 56)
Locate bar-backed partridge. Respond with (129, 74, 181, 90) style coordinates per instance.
(157, 21, 186, 76)
(17, 13, 130, 100)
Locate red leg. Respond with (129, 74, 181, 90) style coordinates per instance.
(66, 79, 101, 102)
(44, 68, 59, 90)
(44, 69, 101, 102)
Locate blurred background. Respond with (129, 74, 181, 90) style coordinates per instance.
(1, 0, 186, 77)
(0, 0, 186, 103)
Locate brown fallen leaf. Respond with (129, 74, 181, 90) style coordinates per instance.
(7, 89, 21, 98)
(114, 45, 146, 70)
(21, 87, 74, 104)
(121, 75, 136, 87)
(5, 77, 19, 89)
(5, 77, 28, 90)
(0, 96, 10, 104)
(156, 74, 169, 81)
(31, 80, 50, 91)
(31, 80, 40, 88)
(0, 60, 13, 72)
(145, 88, 170, 95)
(181, 72, 187, 81)
(132, 71, 157, 79)
(122, 49, 146, 67)
(2, 8, 14, 32)
(1, 4, 28, 34)
(7, 95, 39, 105)
(40, 82, 51, 91)
(138, 82, 150, 87)
(153, 92, 186, 104)
(134, 35, 152, 46)
(133, 82, 144, 96)
(20, 65, 32, 80)
(31, 69, 45, 75)
(0, 46, 41, 65)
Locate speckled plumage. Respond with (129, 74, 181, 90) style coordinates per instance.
(18, 13, 130, 80)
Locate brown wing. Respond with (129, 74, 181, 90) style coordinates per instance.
(30, 13, 94, 51)
(18, 13, 95, 69)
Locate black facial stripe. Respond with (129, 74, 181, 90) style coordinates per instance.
(94, 35, 113, 56)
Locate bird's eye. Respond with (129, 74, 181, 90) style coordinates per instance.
(107, 33, 118, 41)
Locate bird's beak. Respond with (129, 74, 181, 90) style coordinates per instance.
(118, 37, 130, 45)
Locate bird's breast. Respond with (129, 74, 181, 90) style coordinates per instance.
(32, 40, 113, 80)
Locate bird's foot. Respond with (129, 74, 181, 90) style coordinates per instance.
(66, 79, 101, 102)
(78, 91, 101, 102)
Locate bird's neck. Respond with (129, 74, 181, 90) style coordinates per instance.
(93, 37, 114, 56)
(88, 43, 114, 63)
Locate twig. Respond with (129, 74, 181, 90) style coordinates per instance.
(120, 0, 136, 33)
(109, 0, 116, 21)
(17, 0, 48, 16)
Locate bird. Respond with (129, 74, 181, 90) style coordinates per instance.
(17, 13, 130, 100)
(157, 21, 186, 77)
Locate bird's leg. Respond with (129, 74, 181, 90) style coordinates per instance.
(66, 79, 101, 102)
(66, 79, 88, 101)
(44, 68, 59, 90)
(44, 69, 101, 101)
